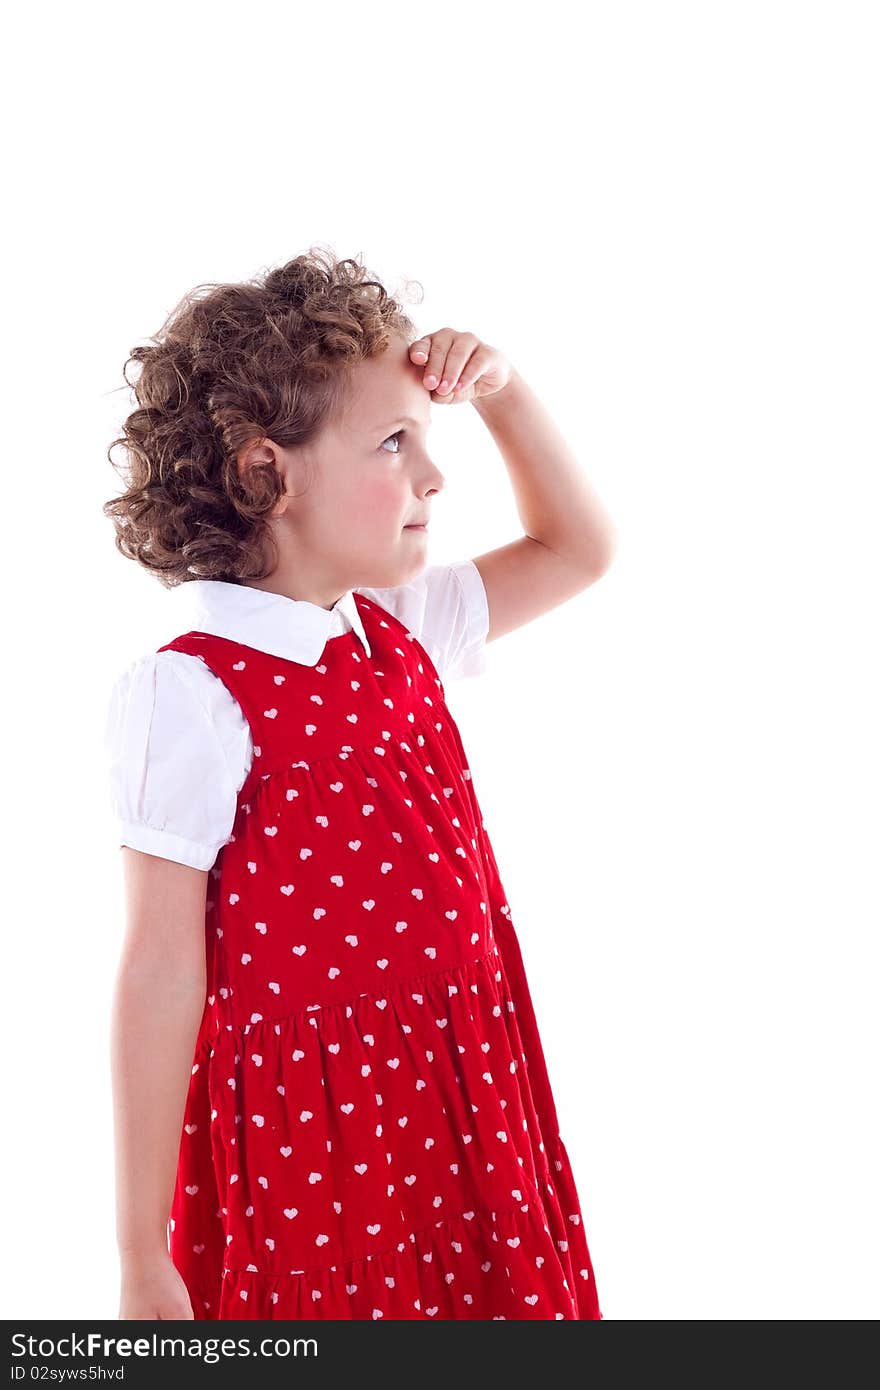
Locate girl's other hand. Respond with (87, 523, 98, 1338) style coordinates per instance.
(118, 1250, 195, 1320)
(409, 329, 513, 405)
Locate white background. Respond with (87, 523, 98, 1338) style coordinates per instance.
(2, 0, 877, 1321)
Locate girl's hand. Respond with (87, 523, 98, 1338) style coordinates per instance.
(409, 329, 513, 405)
(118, 1249, 195, 1320)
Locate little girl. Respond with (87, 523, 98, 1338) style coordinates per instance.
(103, 248, 616, 1322)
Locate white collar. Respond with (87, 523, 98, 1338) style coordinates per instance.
(174, 579, 373, 665)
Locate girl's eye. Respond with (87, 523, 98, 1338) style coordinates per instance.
(380, 429, 404, 454)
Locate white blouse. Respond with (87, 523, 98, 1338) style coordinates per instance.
(103, 559, 490, 872)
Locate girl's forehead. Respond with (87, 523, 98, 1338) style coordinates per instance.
(330, 343, 430, 437)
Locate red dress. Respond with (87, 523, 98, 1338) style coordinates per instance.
(157, 593, 602, 1320)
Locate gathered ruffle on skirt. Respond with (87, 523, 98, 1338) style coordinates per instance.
(170, 948, 602, 1320)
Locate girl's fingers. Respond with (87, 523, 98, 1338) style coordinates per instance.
(409, 328, 454, 393)
(453, 344, 493, 394)
(410, 337, 443, 387)
(410, 332, 445, 388)
(423, 348, 450, 391)
(431, 334, 481, 396)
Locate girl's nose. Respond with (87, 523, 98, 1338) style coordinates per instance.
(425, 462, 445, 493)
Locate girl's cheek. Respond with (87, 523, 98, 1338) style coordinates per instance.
(344, 491, 393, 530)
(357, 478, 404, 522)
(328, 464, 402, 529)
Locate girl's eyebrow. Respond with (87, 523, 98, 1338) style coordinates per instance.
(372, 415, 427, 431)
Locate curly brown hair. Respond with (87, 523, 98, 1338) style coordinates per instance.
(102, 246, 423, 587)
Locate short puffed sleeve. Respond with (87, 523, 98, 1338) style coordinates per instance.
(356, 558, 490, 680)
(102, 650, 253, 871)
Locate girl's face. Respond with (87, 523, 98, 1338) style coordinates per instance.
(257, 336, 446, 605)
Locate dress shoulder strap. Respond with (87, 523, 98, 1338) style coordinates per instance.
(155, 630, 267, 811)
